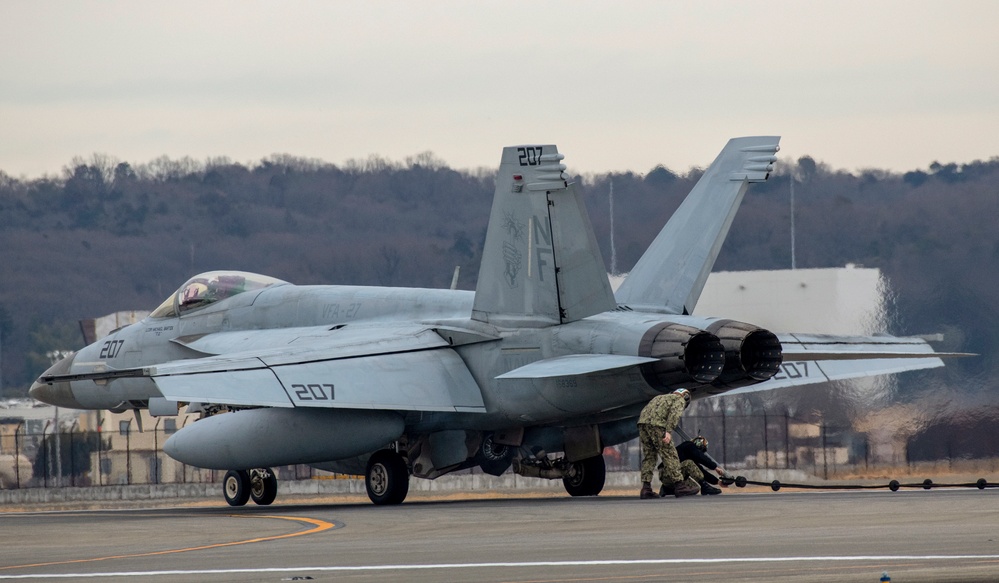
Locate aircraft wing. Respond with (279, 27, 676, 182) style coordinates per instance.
(146, 324, 488, 412)
(779, 332, 971, 360)
(722, 356, 942, 396)
(721, 333, 960, 396)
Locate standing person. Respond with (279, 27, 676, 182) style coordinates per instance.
(661, 435, 728, 496)
(637, 388, 699, 499)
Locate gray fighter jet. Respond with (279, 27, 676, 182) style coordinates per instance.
(31, 137, 952, 506)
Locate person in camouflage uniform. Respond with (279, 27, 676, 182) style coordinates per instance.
(660, 435, 728, 496)
(656, 459, 705, 495)
(637, 388, 699, 499)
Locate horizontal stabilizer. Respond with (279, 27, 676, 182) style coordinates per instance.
(496, 354, 658, 379)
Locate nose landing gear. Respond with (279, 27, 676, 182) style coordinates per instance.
(223, 468, 278, 507)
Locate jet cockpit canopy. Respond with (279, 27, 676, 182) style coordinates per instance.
(150, 271, 288, 318)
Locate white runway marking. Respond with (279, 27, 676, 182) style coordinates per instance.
(4, 555, 999, 579)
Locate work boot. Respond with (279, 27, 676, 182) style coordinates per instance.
(640, 482, 657, 499)
(700, 482, 722, 495)
(673, 480, 699, 498)
(659, 482, 674, 497)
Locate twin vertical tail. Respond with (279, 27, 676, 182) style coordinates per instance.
(471, 138, 780, 327)
(615, 136, 782, 315)
(472, 146, 616, 326)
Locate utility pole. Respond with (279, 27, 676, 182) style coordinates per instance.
(609, 179, 617, 275)
(46, 350, 72, 487)
(790, 177, 797, 270)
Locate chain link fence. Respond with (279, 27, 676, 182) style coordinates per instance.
(0, 423, 324, 490)
(0, 412, 983, 490)
(601, 412, 860, 478)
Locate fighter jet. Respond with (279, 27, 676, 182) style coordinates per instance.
(31, 137, 952, 506)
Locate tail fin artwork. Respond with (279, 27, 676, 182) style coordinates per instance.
(615, 136, 782, 315)
(472, 146, 616, 326)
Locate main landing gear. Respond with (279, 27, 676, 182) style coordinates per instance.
(223, 468, 278, 507)
(561, 455, 606, 497)
(513, 452, 607, 497)
(365, 449, 410, 505)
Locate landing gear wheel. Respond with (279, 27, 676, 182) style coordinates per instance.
(223, 469, 251, 507)
(563, 454, 606, 497)
(365, 450, 410, 505)
(249, 468, 278, 506)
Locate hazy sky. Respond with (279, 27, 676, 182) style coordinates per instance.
(2, 1, 996, 178)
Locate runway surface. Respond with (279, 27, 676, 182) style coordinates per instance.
(3, 488, 999, 582)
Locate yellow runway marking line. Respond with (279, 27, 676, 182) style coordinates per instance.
(0, 515, 335, 571)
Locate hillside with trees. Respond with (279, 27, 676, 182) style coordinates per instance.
(0, 151, 996, 409)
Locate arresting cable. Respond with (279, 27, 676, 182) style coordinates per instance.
(719, 475, 998, 492)
(673, 427, 996, 492)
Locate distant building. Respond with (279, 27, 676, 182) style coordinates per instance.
(694, 264, 886, 335)
(608, 263, 886, 334)
(0, 399, 86, 487)
(80, 311, 150, 345)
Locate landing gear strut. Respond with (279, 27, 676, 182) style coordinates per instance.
(365, 449, 410, 505)
(223, 468, 278, 506)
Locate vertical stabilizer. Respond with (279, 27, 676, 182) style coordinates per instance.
(615, 136, 781, 315)
(472, 146, 616, 326)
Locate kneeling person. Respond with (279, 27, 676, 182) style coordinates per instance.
(661, 435, 728, 496)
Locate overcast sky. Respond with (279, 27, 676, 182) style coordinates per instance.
(2, 1, 996, 178)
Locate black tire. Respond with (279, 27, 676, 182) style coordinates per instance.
(223, 469, 251, 507)
(563, 455, 606, 497)
(250, 468, 278, 506)
(365, 450, 410, 505)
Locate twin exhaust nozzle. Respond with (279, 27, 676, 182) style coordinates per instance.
(638, 321, 783, 391)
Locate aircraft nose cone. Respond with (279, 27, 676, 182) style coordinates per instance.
(29, 353, 84, 408)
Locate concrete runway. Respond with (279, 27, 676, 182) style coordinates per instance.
(3, 488, 999, 582)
